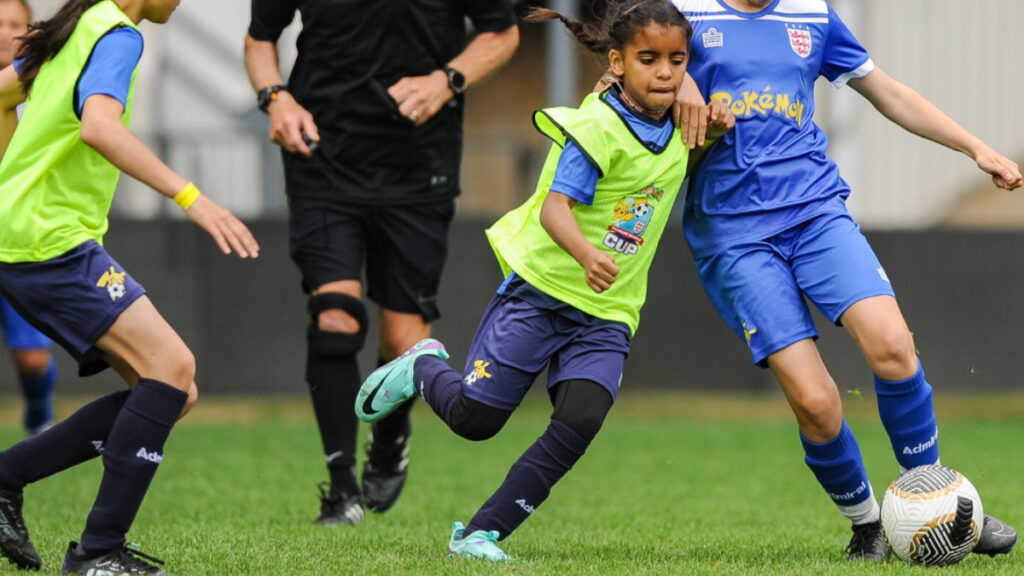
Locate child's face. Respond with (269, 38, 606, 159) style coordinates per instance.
(0, 1, 29, 69)
(609, 23, 689, 117)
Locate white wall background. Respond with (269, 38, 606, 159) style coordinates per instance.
(27, 0, 1024, 228)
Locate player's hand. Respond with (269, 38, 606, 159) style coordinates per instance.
(267, 91, 319, 157)
(705, 100, 735, 141)
(581, 249, 619, 293)
(674, 74, 707, 149)
(184, 195, 260, 259)
(975, 148, 1023, 191)
(388, 70, 452, 126)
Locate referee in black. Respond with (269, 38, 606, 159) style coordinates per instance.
(244, 0, 519, 525)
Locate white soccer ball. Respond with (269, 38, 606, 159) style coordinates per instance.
(880, 465, 984, 566)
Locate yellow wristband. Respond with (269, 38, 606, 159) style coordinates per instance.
(173, 182, 202, 210)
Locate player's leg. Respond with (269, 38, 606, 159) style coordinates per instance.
(57, 295, 193, 573)
(460, 321, 626, 549)
(1, 298, 57, 435)
(287, 195, 369, 525)
(696, 238, 886, 561)
(359, 199, 455, 513)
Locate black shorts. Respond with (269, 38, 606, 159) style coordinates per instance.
(287, 196, 456, 321)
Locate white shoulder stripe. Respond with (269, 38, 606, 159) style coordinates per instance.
(775, 0, 829, 15)
(688, 14, 828, 24)
(832, 59, 875, 88)
(671, 0, 727, 13)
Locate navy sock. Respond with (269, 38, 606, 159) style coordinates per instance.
(306, 342, 360, 494)
(80, 379, 187, 554)
(875, 362, 939, 469)
(414, 355, 464, 424)
(0, 390, 130, 489)
(19, 357, 56, 431)
(465, 419, 589, 539)
(801, 421, 876, 522)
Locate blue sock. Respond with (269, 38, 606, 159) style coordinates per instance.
(19, 357, 56, 432)
(466, 419, 589, 539)
(0, 390, 130, 489)
(80, 379, 187, 554)
(874, 362, 939, 469)
(801, 421, 877, 523)
(414, 355, 463, 423)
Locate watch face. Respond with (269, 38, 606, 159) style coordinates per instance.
(447, 68, 466, 93)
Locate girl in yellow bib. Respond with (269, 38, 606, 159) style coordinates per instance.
(0, 0, 259, 573)
(357, 0, 732, 561)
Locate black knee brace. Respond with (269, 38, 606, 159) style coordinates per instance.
(550, 379, 613, 442)
(448, 393, 513, 441)
(306, 292, 369, 356)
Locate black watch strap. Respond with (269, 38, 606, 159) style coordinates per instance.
(257, 84, 286, 113)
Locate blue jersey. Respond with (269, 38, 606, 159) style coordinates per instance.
(671, 0, 873, 257)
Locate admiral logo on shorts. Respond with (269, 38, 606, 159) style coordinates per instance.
(95, 265, 128, 301)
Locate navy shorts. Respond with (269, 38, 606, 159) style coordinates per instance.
(0, 241, 146, 376)
(460, 292, 631, 411)
(1, 297, 52, 350)
(288, 195, 455, 321)
(695, 210, 894, 366)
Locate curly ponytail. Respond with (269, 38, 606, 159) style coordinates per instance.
(524, 0, 691, 53)
(15, 0, 105, 94)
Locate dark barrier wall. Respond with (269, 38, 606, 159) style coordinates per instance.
(35, 218, 1024, 395)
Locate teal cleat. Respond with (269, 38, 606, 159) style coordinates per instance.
(447, 522, 510, 562)
(355, 339, 448, 422)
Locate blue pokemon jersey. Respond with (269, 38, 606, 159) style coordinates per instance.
(671, 0, 874, 257)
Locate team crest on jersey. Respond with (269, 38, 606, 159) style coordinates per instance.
(786, 24, 812, 59)
(96, 265, 128, 301)
(701, 27, 724, 48)
(604, 186, 663, 256)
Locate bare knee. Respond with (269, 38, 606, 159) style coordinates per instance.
(11, 349, 52, 378)
(792, 388, 843, 442)
(180, 382, 199, 417)
(862, 326, 917, 379)
(159, 344, 196, 392)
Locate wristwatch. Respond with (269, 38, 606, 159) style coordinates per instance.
(257, 84, 286, 113)
(444, 66, 466, 96)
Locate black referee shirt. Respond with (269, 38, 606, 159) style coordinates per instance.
(249, 0, 517, 204)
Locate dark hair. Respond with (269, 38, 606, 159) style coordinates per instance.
(15, 0, 104, 94)
(523, 0, 692, 54)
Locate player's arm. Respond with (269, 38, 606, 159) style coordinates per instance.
(849, 67, 1022, 190)
(540, 191, 618, 294)
(387, 24, 519, 126)
(243, 35, 317, 157)
(0, 64, 25, 157)
(79, 94, 259, 259)
(685, 100, 735, 178)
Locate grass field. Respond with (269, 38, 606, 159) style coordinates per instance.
(0, 392, 1021, 575)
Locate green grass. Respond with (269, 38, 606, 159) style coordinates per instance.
(1, 392, 1022, 575)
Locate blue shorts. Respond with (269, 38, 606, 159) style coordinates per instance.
(460, 292, 631, 411)
(695, 210, 894, 366)
(0, 241, 147, 376)
(1, 297, 52, 350)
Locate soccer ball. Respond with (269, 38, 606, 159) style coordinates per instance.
(880, 465, 983, 566)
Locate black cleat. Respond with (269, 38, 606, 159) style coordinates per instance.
(315, 483, 363, 526)
(974, 514, 1017, 557)
(361, 430, 410, 513)
(0, 484, 41, 571)
(847, 520, 890, 562)
(61, 541, 169, 575)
